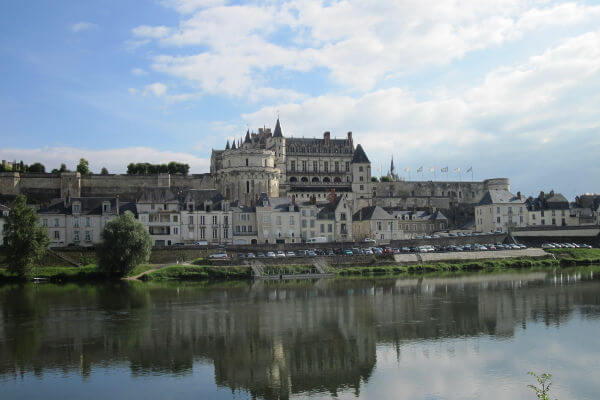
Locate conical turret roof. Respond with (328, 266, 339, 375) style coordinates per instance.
(225, 140, 230, 150)
(351, 144, 370, 163)
(244, 129, 251, 144)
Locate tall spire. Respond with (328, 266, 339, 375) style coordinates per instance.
(231, 140, 237, 150)
(225, 140, 230, 150)
(273, 117, 283, 138)
(244, 129, 251, 144)
(390, 156, 395, 173)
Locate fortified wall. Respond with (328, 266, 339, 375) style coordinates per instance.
(0, 172, 216, 203)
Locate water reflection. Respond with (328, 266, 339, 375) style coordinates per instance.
(0, 269, 599, 399)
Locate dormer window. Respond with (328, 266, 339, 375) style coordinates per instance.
(102, 202, 111, 213)
(73, 203, 81, 213)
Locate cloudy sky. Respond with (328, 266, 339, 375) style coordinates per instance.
(1, 0, 599, 199)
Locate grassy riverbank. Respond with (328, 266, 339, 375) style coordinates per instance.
(548, 248, 600, 265)
(0, 263, 158, 282)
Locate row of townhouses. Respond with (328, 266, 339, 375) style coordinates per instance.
(27, 187, 449, 247)
(475, 190, 600, 233)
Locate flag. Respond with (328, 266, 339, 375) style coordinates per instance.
(404, 166, 410, 172)
(417, 166, 423, 173)
(429, 167, 435, 172)
(467, 166, 472, 173)
(454, 167, 461, 173)
(441, 167, 448, 173)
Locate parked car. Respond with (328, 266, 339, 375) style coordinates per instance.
(364, 238, 376, 243)
(209, 252, 229, 259)
(286, 251, 295, 257)
(344, 249, 354, 256)
(257, 252, 266, 258)
(195, 241, 208, 246)
(307, 250, 317, 257)
(327, 249, 335, 256)
(364, 248, 374, 255)
(267, 251, 276, 258)
(276, 251, 286, 258)
(247, 253, 256, 258)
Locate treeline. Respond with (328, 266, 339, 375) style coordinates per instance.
(1, 161, 47, 173)
(126, 162, 190, 175)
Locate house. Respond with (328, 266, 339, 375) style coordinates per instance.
(352, 206, 401, 243)
(179, 189, 233, 245)
(389, 209, 448, 238)
(475, 190, 527, 233)
(255, 193, 300, 244)
(38, 196, 133, 247)
(136, 188, 182, 246)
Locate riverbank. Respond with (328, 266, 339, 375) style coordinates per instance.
(1, 248, 599, 282)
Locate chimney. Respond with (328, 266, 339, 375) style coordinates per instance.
(116, 194, 120, 215)
(324, 131, 330, 142)
(64, 190, 71, 207)
(291, 194, 296, 206)
(517, 191, 521, 199)
(347, 131, 353, 142)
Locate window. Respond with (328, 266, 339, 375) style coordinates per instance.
(359, 166, 363, 172)
(73, 217, 79, 228)
(73, 231, 80, 242)
(310, 209, 315, 217)
(302, 209, 307, 217)
(520, 216, 524, 223)
(341, 223, 347, 234)
(213, 228, 218, 239)
(302, 219, 307, 228)
(328, 224, 332, 233)
(85, 217, 91, 227)
(360, 185, 364, 190)
(340, 213, 346, 220)
(246, 158, 249, 166)
(290, 216, 294, 225)
(188, 216, 194, 224)
(200, 227, 206, 239)
(236, 225, 241, 233)
(224, 228, 228, 238)
(103, 202, 110, 213)
(359, 176, 364, 181)
(248, 225, 252, 233)
(320, 224, 325, 233)
(345, 162, 349, 172)
(246, 181, 250, 193)
(377, 222, 382, 230)
(212, 215, 218, 225)
(310, 220, 315, 228)
(552, 218, 556, 225)
(302, 161, 307, 171)
(290, 161, 296, 172)
(496, 207, 500, 213)
(173, 215, 179, 222)
(200, 216, 205, 225)
(324, 161, 329, 172)
(42, 219, 48, 226)
(151, 204, 155, 210)
(313, 161, 318, 172)
(73, 204, 81, 213)
(85, 231, 91, 242)
(496, 217, 501, 223)
(224, 216, 228, 225)
(263, 215, 270, 223)
(276, 216, 282, 225)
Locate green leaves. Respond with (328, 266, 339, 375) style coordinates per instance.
(4, 195, 49, 277)
(528, 371, 555, 400)
(96, 211, 152, 277)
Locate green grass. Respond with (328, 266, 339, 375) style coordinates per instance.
(547, 248, 600, 266)
(143, 265, 251, 281)
(127, 263, 157, 277)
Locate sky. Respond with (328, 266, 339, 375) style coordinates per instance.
(1, 0, 599, 200)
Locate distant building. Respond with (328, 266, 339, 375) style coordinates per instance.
(475, 189, 527, 233)
(0, 204, 9, 245)
(352, 206, 402, 243)
(388, 209, 448, 238)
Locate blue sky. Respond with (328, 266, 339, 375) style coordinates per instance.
(1, 0, 599, 199)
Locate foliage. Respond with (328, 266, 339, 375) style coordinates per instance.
(127, 263, 156, 277)
(100, 167, 109, 175)
(96, 211, 152, 277)
(371, 176, 379, 182)
(52, 163, 69, 174)
(0, 264, 103, 282)
(126, 161, 190, 175)
(144, 265, 251, 281)
(380, 176, 392, 182)
(76, 158, 90, 175)
(3, 195, 49, 277)
(28, 162, 46, 173)
(528, 372, 555, 400)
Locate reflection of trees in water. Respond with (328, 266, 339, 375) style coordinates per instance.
(0, 272, 599, 398)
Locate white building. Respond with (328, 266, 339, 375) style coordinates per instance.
(475, 190, 528, 233)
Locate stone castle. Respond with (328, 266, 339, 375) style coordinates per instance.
(0, 119, 509, 227)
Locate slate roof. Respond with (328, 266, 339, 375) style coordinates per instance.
(256, 193, 298, 212)
(137, 188, 179, 203)
(38, 197, 133, 216)
(527, 192, 570, 211)
(351, 144, 370, 163)
(388, 209, 448, 222)
(244, 130, 251, 143)
(290, 185, 352, 192)
(352, 206, 393, 221)
(477, 190, 526, 206)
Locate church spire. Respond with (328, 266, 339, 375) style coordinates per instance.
(273, 117, 283, 138)
(225, 140, 230, 150)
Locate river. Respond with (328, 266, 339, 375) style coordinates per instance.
(1, 268, 599, 399)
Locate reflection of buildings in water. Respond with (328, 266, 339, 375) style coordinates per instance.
(0, 272, 598, 399)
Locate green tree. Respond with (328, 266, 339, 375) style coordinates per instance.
(371, 176, 379, 182)
(96, 211, 152, 277)
(100, 167, 109, 175)
(76, 158, 90, 175)
(28, 162, 46, 173)
(4, 195, 49, 277)
(380, 176, 392, 182)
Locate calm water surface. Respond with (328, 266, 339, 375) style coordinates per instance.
(1, 269, 599, 400)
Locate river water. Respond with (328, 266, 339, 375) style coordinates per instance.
(1, 269, 599, 400)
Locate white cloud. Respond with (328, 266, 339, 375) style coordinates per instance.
(143, 82, 168, 97)
(0, 147, 210, 174)
(161, 0, 226, 14)
(131, 1, 600, 96)
(131, 68, 147, 76)
(70, 21, 97, 33)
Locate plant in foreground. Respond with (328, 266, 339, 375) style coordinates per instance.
(528, 371, 556, 400)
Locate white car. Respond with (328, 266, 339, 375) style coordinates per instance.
(276, 251, 286, 258)
(267, 251, 276, 258)
(209, 252, 229, 259)
(364, 238, 376, 243)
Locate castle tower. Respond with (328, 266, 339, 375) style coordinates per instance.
(351, 144, 372, 210)
(267, 118, 287, 195)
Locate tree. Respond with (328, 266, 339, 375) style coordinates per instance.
(77, 158, 90, 175)
(4, 195, 49, 277)
(96, 211, 152, 277)
(28, 162, 46, 173)
(100, 167, 109, 175)
(380, 176, 392, 182)
(371, 176, 379, 182)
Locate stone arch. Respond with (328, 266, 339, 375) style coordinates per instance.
(312, 177, 320, 182)
(323, 177, 331, 183)
(301, 177, 309, 182)
(289, 177, 298, 182)
(334, 177, 341, 183)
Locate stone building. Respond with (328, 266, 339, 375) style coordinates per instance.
(352, 206, 402, 243)
(388, 209, 448, 238)
(0, 204, 9, 245)
(475, 190, 528, 233)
